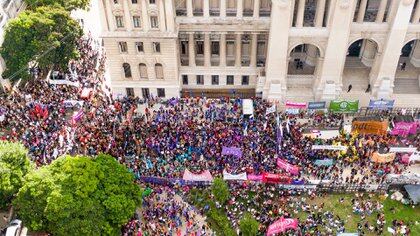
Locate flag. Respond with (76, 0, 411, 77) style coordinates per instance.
(244, 123, 248, 136)
(72, 109, 84, 123)
(286, 118, 290, 134)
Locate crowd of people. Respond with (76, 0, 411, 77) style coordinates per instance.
(1, 34, 419, 235)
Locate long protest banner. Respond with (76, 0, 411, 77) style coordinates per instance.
(221, 146, 243, 158)
(314, 159, 334, 166)
(368, 99, 394, 109)
(183, 169, 213, 182)
(352, 120, 388, 135)
(262, 173, 291, 184)
(223, 170, 247, 180)
(371, 152, 396, 163)
(267, 217, 299, 236)
(311, 145, 348, 151)
(285, 101, 307, 109)
(247, 174, 263, 181)
(329, 100, 359, 113)
(276, 159, 299, 175)
(389, 147, 418, 153)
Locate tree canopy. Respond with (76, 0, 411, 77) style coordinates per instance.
(0, 6, 82, 81)
(239, 213, 260, 236)
(0, 141, 32, 209)
(14, 154, 142, 235)
(25, 0, 90, 11)
(211, 178, 230, 205)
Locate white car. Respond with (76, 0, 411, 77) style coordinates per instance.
(5, 219, 22, 236)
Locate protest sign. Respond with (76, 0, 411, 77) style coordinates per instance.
(371, 152, 396, 163)
(311, 145, 348, 151)
(266, 104, 276, 115)
(223, 170, 247, 180)
(314, 159, 334, 166)
(221, 146, 242, 158)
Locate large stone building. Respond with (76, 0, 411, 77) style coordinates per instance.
(99, 0, 420, 106)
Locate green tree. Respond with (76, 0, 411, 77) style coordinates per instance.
(0, 141, 32, 209)
(239, 213, 260, 236)
(0, 6, 82, 81)
(211, 178, 230, 204)
(25, 0, 90, 11)
(14, 154, 142, 235)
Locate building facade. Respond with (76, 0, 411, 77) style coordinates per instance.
(100, 0, 420, 105)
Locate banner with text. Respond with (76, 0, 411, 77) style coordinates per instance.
(329, 100, 359, 113)
(267, 217, 299, 236)
(352, 120, 388, 135)
(371, 152, 396, 163)
(221, 146, 243, 158)
(368, 99, 395, 109)
(223, 170, 247, 180)
(312, 145, 348, 151)
(391, 122, 418, 137)
(277, 159, 300, 175)
(183, 169, 213, 182)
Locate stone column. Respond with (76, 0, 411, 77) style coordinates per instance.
(141, 0, 149, 31)
(220, 0, 226, 17)
(237, 0, 243, 17)
(203, 0, 210, 17)
(360, 40, 377, 67)
(99, 0, 110, 31)
(187, 0, 193, 17)
(264, 0, 293, 100)
(410, 41, 420, 67)
(122, 0, 133, 31)
(235, 33, 242, 67)
(165, 0, 175, 32)
(158, 0, 167, 31)
(357, 0, 368, 23)
(316, 0, 358, 100)
(253, 0, 260, 18)
(376, 0, 388, 23)
(369, 0, 415, 98)
(305, 45, 318, 66)
(189, 33, 196, 66)
(315, 0, 326, 27)
(411, 1, 420, 23)
(296, 0, 306, 27)
(204, 33, 211, 67)
(220, 32, 227, 66)
(250, 33, 258, 67)
(104, 0, 116, 31)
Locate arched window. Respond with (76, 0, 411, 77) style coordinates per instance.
(139, 63, 148, 79)
(123, 63, 132, 78)
(155, 63, 163, 79)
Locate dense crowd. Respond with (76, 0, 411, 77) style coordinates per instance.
(1, 35, 419, 235)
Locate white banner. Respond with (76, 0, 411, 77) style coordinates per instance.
(389, 147, 418, 153)
(242, 99, 254, 116)
(311, 145, 348, 151)
(49, 79, 80, 87)
(223, 170, 247, 180)
(410, 152, 420, 162)
(265, 105, 276, 115)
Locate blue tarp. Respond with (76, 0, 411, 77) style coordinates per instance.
(404, 185, 420, 204)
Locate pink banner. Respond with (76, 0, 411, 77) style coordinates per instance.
(391, 122, 418, 137)
(183, 169, 213, 182)
(285, 101, 307, 109)
(277, 159, 300, 175)
(267, 217, 299, 236)
(247, 174, 263, 181)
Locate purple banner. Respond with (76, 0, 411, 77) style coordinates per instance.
(391, 122, 418, 137)
(221, 146, 243, 158)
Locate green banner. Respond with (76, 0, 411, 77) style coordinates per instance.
(329, 100, 359, 113)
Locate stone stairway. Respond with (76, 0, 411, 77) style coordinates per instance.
(391, 94, 420, 107)
(393, 78, 420, 94)
(342, 67, 371, 92)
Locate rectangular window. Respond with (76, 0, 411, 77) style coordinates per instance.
(241, 75, 249, 85)
(133, 16, 141, 28)
(118, 42, 128, 53)
(227, 75, 234, 85)
(196, 41, 204, 55)
(114, 0, 118, 4)
(142, 88, 150, 99)
(132, 0, 137, 3)
(150, 16, 159, 28)
(182, 75, 188, 85)
(211, 75, 219, 85)
(126, 88, 134, 96)
(153, 42, 161, 53)
(226, 41, 235, 56)
(211, 41, 220, 55)
(150, 0, 156, 4)
(196, 75, 204, 85)
(181, 41, 188, 55)
(157, 88, 165, 97)
(135, 42, 144, 52)
(115, 16, 124, 28)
